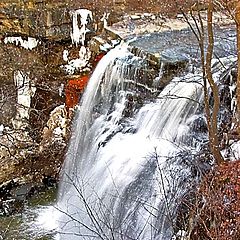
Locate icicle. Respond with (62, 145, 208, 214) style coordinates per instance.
(4, 37, 39, 50)
(70, 9, 93, 46)
(101, 12, 110, 28)
(63, 50, 69, 62)
(12, 71, 36, 129)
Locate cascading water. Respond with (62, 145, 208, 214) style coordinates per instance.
(56, 43, 205, 239)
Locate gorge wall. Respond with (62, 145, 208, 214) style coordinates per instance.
(1, 0, 182, 185)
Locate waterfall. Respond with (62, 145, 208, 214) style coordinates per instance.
(57, 44, 204, 240)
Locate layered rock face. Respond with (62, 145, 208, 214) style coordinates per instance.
(0, 0, 196, 188)
(0, 0, 123, 40)
(0, 0, 72, 40)
(0, 1, 81, 185)
(0, 0, 194, 39)
(0, 0, 140, 186)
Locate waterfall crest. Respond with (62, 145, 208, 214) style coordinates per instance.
(57, 44, 204, 239)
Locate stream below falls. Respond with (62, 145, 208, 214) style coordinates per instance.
(0, 188, 58, 240)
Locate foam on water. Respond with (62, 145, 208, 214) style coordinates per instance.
(54, 44, 204, 239)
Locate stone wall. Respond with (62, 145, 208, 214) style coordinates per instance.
(0, 0, 71, 40)
(0, 0, 195, 40)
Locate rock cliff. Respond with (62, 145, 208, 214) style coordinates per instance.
(0, 0, 195, 186)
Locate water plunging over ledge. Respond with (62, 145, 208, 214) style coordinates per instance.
(54, 43, 207, 240)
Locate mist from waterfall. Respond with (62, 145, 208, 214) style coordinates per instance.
(56, 43, 205, 240)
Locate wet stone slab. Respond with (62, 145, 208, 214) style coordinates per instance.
(128, 26, 236, 68)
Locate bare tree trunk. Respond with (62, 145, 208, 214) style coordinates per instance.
(182, 1, 224, 164)
(236, 1, 240, 136)
(205, 1, 224, 164)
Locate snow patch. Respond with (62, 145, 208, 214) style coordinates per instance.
(4, 37, 39, 50)
(222, 140, 240, 161)
(70, 9, 93, 46)
(62, 46, 91, 74)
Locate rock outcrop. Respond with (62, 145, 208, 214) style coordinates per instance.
(0, 0, 235, 189)
(0, 0, 197, 40)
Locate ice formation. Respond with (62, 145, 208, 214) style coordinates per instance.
(63, 50, 69, 62)
(0, 125, 3, 135)
(4, 37, 39, 50)
(101, 12, 110, 28)
(70, 9, 93, 46)
(12, 71, 36, 128)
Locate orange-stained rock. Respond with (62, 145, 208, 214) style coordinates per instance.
(94, 52, 105, 63)
(92, 52, 105, 68)
(65, 75, 89, 109)
(65, 53, 105, 110)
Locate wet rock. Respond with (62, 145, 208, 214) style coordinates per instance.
(0, 180, 18, 200)
(217, 63, 237, 112)
(161, 49, 189, 65)
(0, 198, 24, 216)
(128, 32, 193, 90)
(0, 180, 30, 216)
(42, 175, 57, 187)
(188, 115, 208, 134)
(10, 183, 38, 201)
(0, 176, 57, 216)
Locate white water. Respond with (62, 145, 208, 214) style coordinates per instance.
(56, 44, 203, 239)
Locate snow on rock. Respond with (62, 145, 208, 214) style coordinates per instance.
(3, 37, 39, 50)
(62, 46, 91, 74)
(70, 9, 93, 46)
(40, 105, 68, 149)
(222, 140, 240, 161)
(100, 42, 112, 52)
(99, 39, 120, 52)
